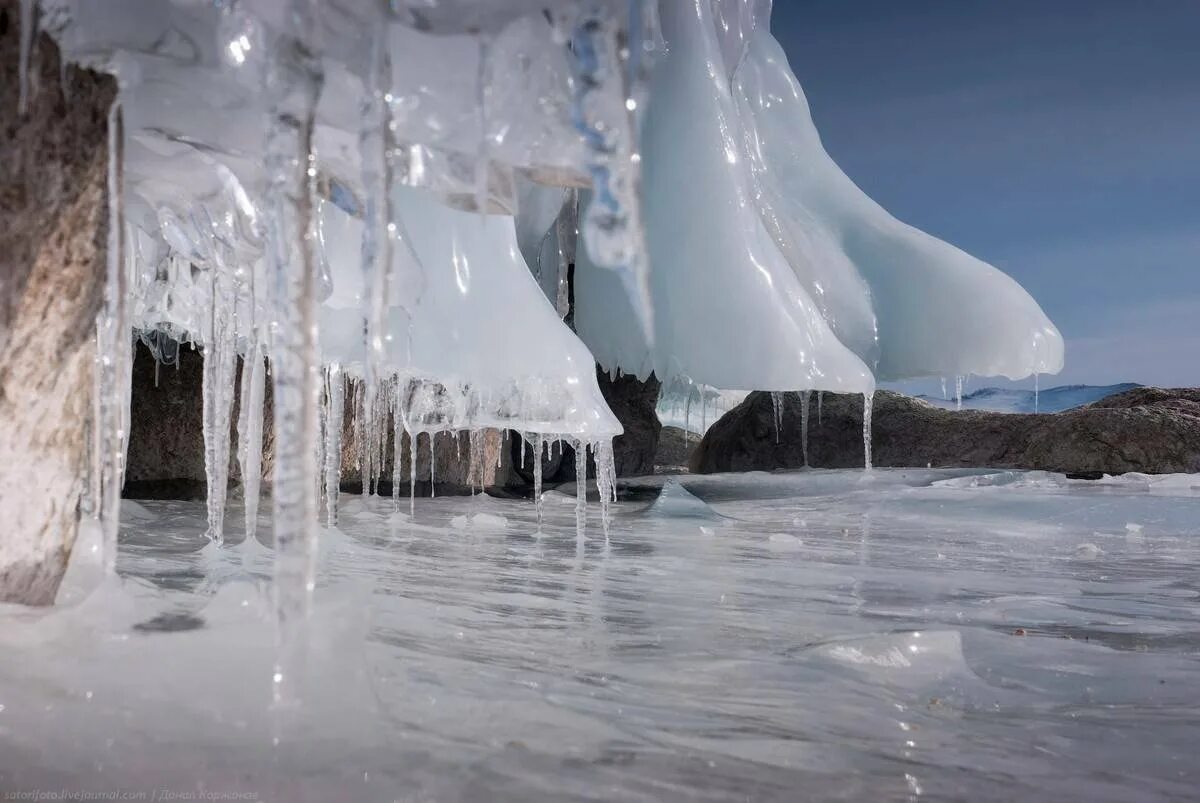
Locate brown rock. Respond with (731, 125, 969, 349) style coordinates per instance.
(0, 7, 117, 604)
(692, 388, 1200, 476)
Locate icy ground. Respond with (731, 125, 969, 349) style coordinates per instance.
(915, 383, 1142, 414)
(1, 469, 1198, 801)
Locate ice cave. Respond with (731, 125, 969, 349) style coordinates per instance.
(0, 0, 1197, 800)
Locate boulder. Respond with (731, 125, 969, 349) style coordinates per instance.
(654, 425, 695, 474)
(0, 7, 117, 604)
(692, 388, 1200, 476)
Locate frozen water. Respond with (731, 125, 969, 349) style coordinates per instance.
(917, 383, 1142, 414)
(2, 469, 1198, 800)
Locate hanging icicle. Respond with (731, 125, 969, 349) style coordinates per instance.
(96, 101, 131, 576)
(574, 439, 587, 538)
(263, 5, 325, 705)
(770, 391, 783, 445)
(236, 345, 267, 541)
(862, 391, 874, 470)
(532, 433, 544, 532)
(799, 390, 810, 467)
(323, 364, 344, 526)
(201, 269, 238, 544)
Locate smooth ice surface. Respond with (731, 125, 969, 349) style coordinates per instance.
(2, 469, 1197, 800)
(916, 383, 1142, 414)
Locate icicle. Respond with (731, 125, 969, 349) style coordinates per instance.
(18, 0, 35, 116)
(940, 377, 948, 401)
(519, 432, 527, 470)
(429, 431, 436, 498)
(409, 432, 417, 517)
(563, 4, 656, 345)
(684, 390, 692, 447)
(594, 439, 615, 538)
(202, 270, 238, 544)
(800, 390, 810, 467)
(264, 13, 325, 706)
(817, 390, 823, 426)
(574, 439, 587, 538)
(555, 189, 577, 318)
(391, 380, 404, 509)
(359, 28, 394, 501)
(862, 391, 874, 470)
(700, 383, 707, 434)
(532, 433, 544, 532)
(96, 101, 130, 575)
(237, 346, 267, 541)
(1034, 373, 1040, 414)
(955, 376, 963, 411)
(770, 391, 783, 445)
(322, 364, 344, 526)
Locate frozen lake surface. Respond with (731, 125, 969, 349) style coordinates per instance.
(2, 469, 1198, 801)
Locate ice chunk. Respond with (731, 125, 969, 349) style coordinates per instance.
(574, 0, 875, 396)
(732, 27, 1063, 382)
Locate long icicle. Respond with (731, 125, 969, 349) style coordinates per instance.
(574, 440, 587, 538)
(236, 344, 267, 541)
(359, 27, 394, 503)
(323, 363, 344, 526)
(264, 15, 324, 706)
(202, 268, 238, 544)
(863, 391, 874, 470)
(800, 390, 810, 467)
(532, 433, 543, 532)
(97, 101, 130, 576)
(392, 381, 404, 510)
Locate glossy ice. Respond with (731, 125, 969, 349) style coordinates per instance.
(1, 469, 1196, 800)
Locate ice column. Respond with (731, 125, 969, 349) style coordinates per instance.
(263, 13, 325, 704)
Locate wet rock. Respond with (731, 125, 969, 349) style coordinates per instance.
(692, 388, 1200, 476)
(0, 10, 117, 604)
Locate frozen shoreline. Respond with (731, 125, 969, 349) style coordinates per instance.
(2, 468, 1196, 801)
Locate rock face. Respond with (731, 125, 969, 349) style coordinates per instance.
(0, 8, 117, 605)
(692, 388, 1200, 476)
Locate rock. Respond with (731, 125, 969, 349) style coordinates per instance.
(597, 368, 661, 477)
(692, 388, 1200, 476)
(508, 367, 661, 485)
(654, 425, 695, 474)
(125, 339, 210, 498)
(0, 8, 117, 605)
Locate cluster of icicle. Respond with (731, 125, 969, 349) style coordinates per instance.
(22, 0, 1066, 701)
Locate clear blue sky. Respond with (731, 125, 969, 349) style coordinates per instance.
(773, 0, 1200, 389)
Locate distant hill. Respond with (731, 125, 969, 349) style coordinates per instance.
(916, 383, 1141, 414)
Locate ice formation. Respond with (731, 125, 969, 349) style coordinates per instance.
(17, 1, 1063, 614)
